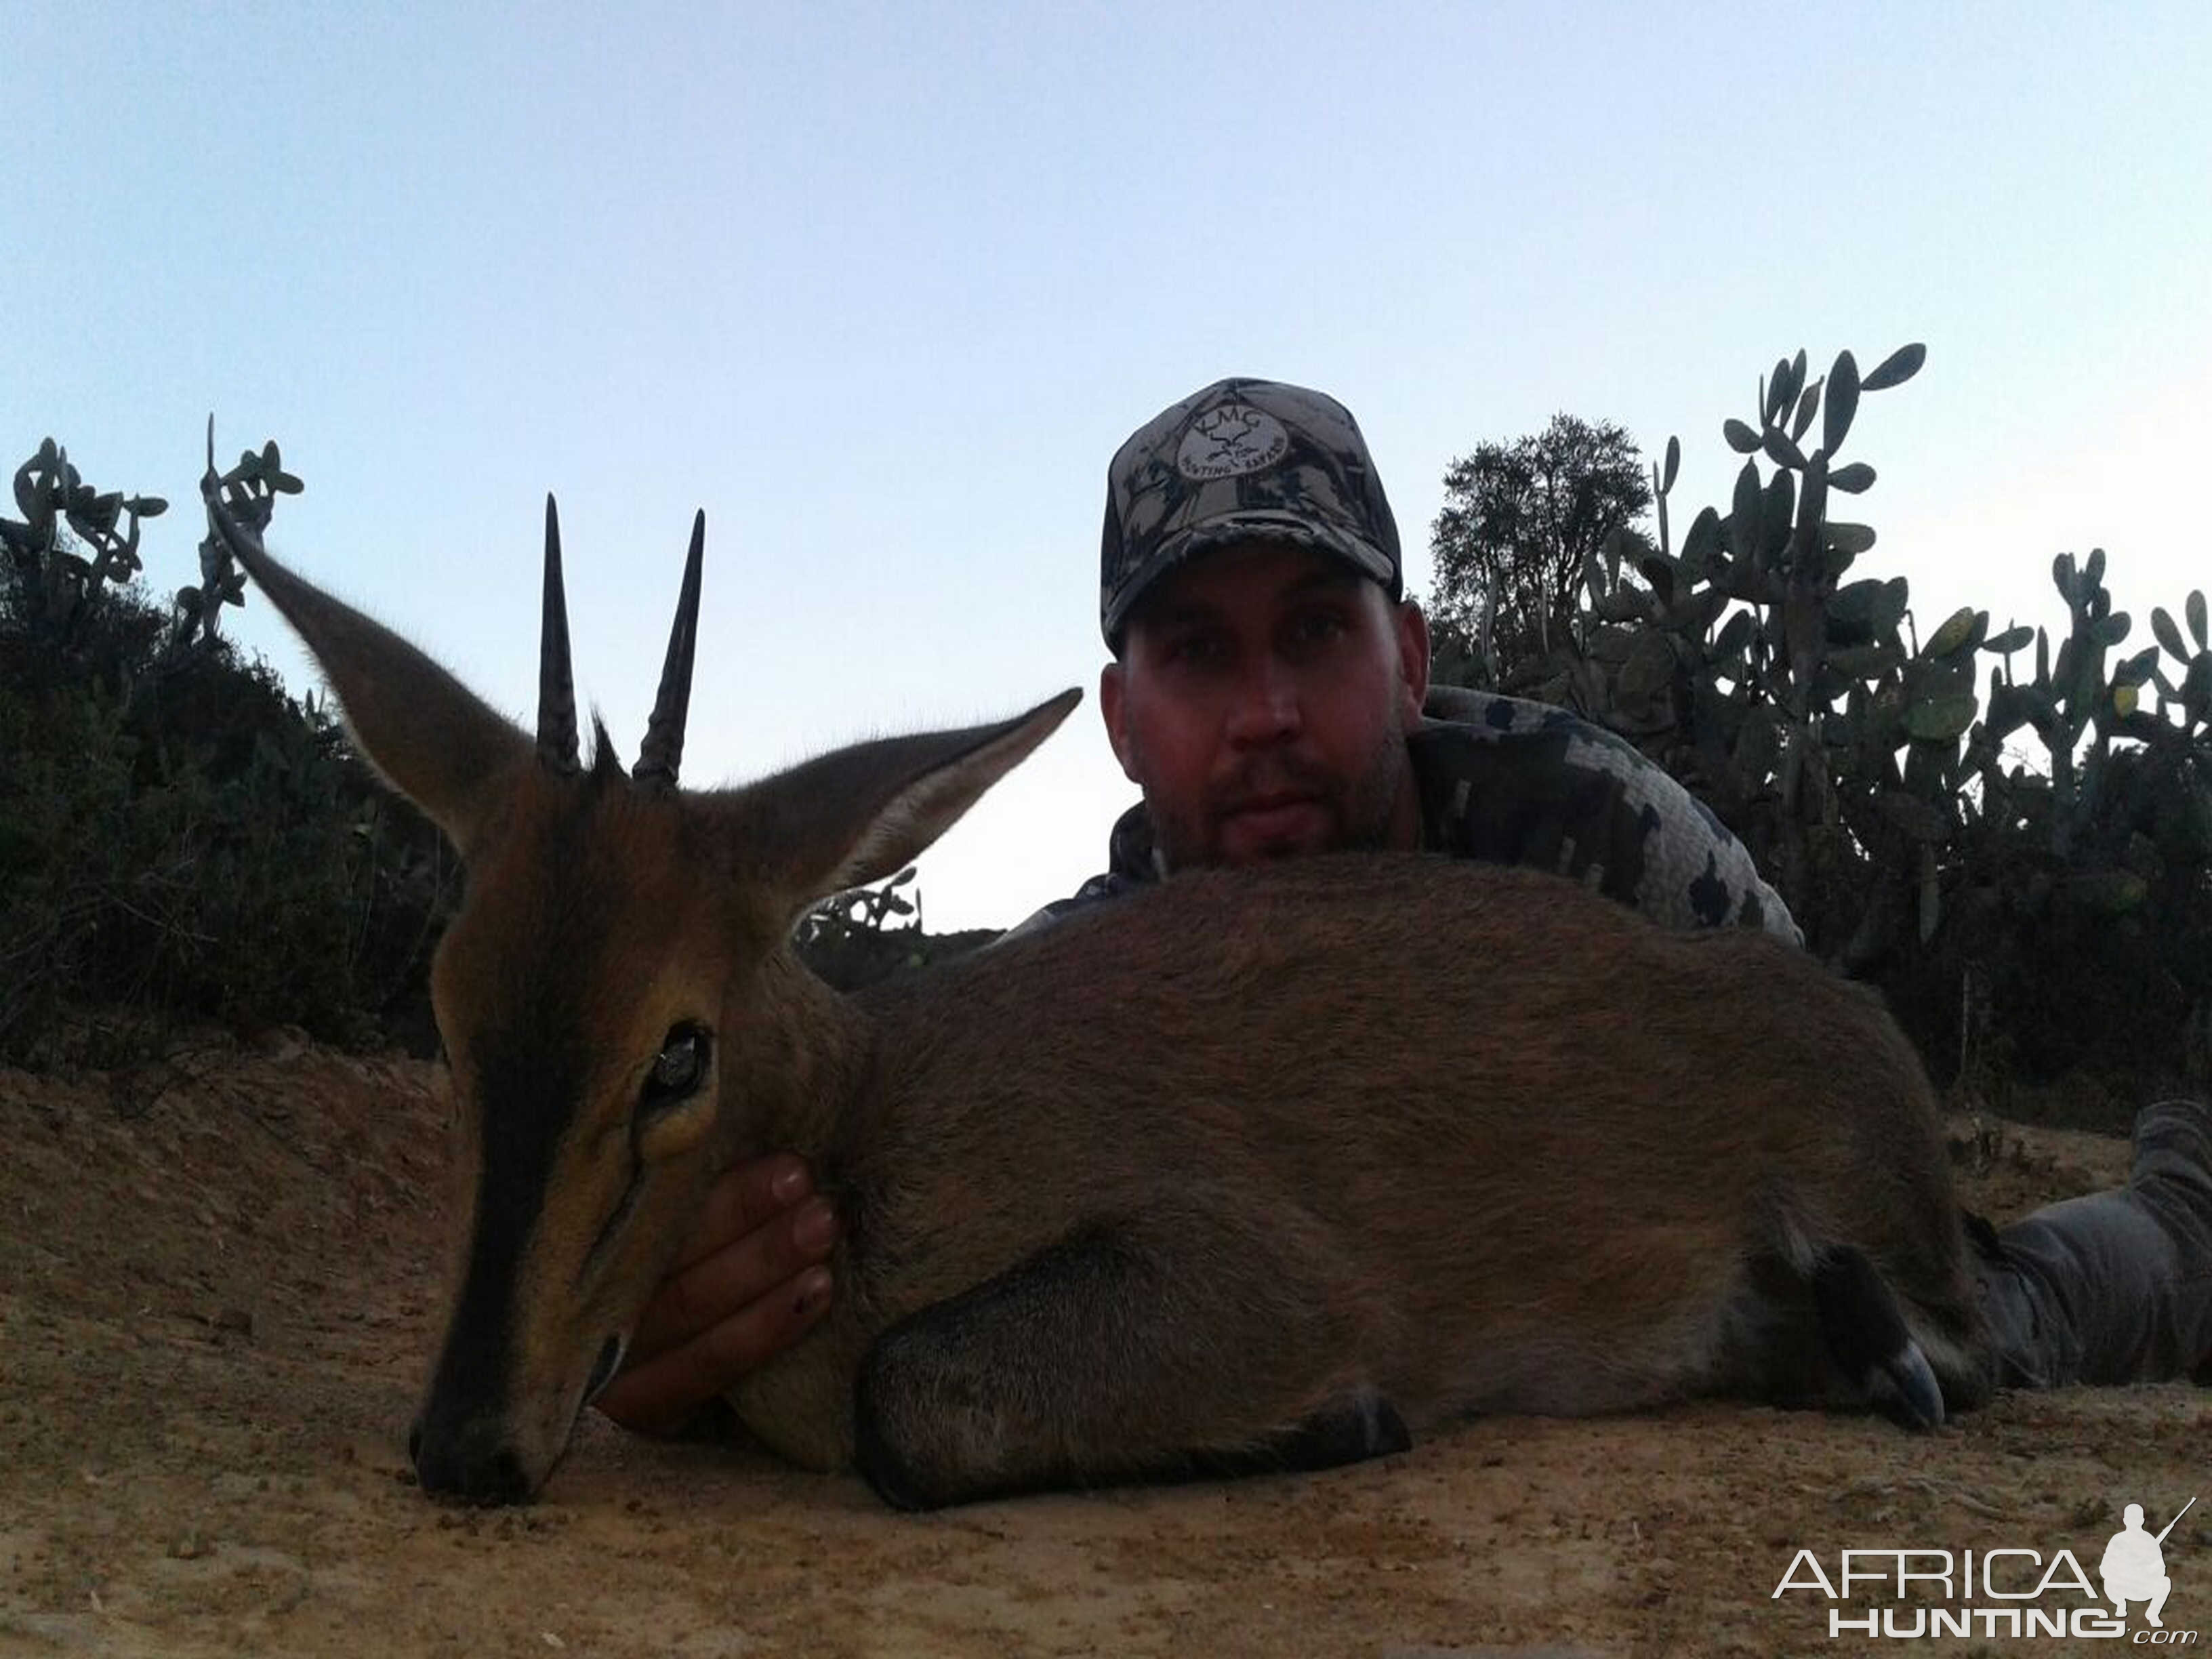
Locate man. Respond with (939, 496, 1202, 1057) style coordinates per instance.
(599, 376, 2212, 1437)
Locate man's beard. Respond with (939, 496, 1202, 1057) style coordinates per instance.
(1145, 723, 1409, 873)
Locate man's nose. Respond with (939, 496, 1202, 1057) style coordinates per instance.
(1223, 659, 1300, 745)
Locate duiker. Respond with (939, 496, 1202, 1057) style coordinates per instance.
(203, 476, 1992, 1510)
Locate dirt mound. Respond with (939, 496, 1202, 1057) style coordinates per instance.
(0, 1038, 2201, 1656)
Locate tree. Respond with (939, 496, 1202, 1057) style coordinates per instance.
(1427, 414, 1652, 684)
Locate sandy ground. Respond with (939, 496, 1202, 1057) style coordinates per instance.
(0, 1036, 2204, 1658)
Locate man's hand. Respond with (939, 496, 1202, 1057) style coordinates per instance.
(593, 1155, 839, 1437)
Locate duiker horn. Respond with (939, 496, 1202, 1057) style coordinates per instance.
(537, 495, 579, 775)
(635, 510, 705, 790)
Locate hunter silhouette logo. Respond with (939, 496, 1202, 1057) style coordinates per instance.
(1176, 403, 1289, 480)
(2103, 1496, 2194, 1630)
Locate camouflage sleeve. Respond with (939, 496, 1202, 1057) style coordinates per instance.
(993, 801, 1164, 946)
(1414, 687, 1803, 945)
(998, 693, 1802, 949)
(993, 870, 1137, 947)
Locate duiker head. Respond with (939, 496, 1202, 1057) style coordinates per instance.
(201, 465, 1075, 1501)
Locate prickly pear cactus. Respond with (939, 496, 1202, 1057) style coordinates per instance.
(1468, 345, 2211, 1101)
(2, 438, 169, 640)
(178, 422, 304, 653)
(3, 423, 300, 661)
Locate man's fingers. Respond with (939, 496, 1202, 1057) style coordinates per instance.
(631, 1195, 840, 1357)
(594, 1266, 835, 1436)
(593, 1151, 838, 1437)
(671, 1156, 814, 1272)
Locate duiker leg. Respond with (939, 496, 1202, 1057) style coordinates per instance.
(1716, 1223, 1985, 1427)
(853, 1210, 1401, 1510)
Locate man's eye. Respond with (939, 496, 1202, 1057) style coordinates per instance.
(643, 1025, 710, 1107)
(1288, 610, 1349, 648)
(1165, 632, 1227, 666)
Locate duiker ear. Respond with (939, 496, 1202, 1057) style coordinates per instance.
(203, 471, 529, 857)
(723, 689, 1082, 917)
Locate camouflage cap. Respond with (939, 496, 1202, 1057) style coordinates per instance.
(1100, 377, 1403, 647)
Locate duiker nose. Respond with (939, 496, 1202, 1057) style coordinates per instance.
(411, 1412, 536, 1506)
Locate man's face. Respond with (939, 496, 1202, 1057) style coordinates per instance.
(1101, 540, 1431, 871)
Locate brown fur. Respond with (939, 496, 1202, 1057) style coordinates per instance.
(722, 857, 1990, 1496)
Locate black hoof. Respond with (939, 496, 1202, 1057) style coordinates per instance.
(1813, 1246, 1943, 1429)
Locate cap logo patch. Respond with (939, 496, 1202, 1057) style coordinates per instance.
(1175, 403, 1289, 481)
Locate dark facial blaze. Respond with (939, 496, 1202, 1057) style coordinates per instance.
(413, 963, 603, 1499)
(411, 777, 687, 1504)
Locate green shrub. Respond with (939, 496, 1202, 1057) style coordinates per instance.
(1, 440, 452, 1067)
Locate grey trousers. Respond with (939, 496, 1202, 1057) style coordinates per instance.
(1977, 1099, 2212, 1389)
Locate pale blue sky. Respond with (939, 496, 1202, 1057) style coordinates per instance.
(12, 3, 2210, 928)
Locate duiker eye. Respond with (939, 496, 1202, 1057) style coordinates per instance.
(643, 1025, 711, 1109)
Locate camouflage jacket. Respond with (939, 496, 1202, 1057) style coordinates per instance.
(1005, 685, 1802, 945)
